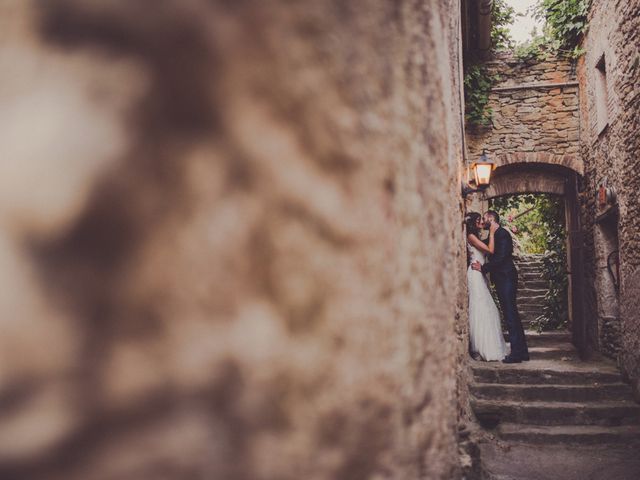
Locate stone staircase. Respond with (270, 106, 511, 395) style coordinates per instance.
(515, 255, 547, 329)
(470, 330, 640, 445)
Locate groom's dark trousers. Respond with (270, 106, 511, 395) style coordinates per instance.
(482, 227, 529, 359)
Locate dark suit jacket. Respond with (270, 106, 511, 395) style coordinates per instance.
(481, 226, 517, 280)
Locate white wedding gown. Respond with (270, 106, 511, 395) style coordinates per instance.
(467, 244, 508, 361)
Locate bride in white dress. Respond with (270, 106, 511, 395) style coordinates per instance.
(465, 212, 508, 361)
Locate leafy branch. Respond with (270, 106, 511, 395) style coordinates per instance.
(517, 0, 591, 59)
(491, 0, 516, 52)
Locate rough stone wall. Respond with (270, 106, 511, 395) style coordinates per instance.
(466, 54, 581, 170)
(0, 1, 469, 479)
(578, 0, 640, 396)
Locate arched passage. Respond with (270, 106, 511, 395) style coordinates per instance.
(494, 152, 583, 176)
(484, 162, 580, 199)
(478, 161, 588, 356)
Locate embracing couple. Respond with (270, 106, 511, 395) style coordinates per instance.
(466, 210, 529, 364)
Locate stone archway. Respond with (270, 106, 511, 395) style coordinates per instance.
(485, 168, 566, 198)
(477, 160, 588, 356)
(495, 152, 583, 175)
(483, 160, 581, 199)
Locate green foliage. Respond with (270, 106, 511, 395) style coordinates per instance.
(533, 0, 591, 51)
(515, 33, 550, 61)
(464, 65, 494, 126)
(490, 194, 568, 332)
(519, 0, 591, 59)
(531, 238, 569, 332)
(464, 0, 515, 126)
(490, 194, 560, 254)
(492, 0, 516, 51)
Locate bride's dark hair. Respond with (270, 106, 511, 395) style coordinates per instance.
(465, 212, 481, 237)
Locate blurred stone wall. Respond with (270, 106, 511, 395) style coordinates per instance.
(578, 0, 640, 397)
(0, 1, 469, 479)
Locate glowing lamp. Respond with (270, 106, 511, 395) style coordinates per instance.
(462, 149, 495, 197)
(472, 150, 495, 186)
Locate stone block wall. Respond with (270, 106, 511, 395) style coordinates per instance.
(0, 1, 470, 479)
(578, 0, 640, 397)
(466, 54, 580, 167)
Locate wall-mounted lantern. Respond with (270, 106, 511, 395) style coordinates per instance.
(462, 149, 496, 197)
(597, 176, 617, 208)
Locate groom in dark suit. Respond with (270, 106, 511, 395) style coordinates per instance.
(471, 210, 529, 363)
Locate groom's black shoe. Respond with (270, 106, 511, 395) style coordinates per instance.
(502, 355, 523, 364)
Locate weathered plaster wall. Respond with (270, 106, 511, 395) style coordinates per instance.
(578, 0, 640, 396)
(0, 1, 470, 479)
(466, 54, 582, 173)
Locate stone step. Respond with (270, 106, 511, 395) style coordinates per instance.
(515, 331, 571, 346)
(471, 399, 640, 426)
(471, 362, 622, 385)
(496, 423, 640, 445)
(519, 310, 546, 317)
(519, 310, 546, 318)
(519, 278, 546, 283)
(470, 382, 632, 403)
(528, 345, 579, 360)
(519, 295, 547, 301)
(517, 269, 544, 274)
(520, 309, 546, 314)
(518, 302, 547, 310)
(518, 294, 547, 303)
(518, 288, 548, 297)
(519, 280, 548, 288)
(518, 288, 549, 298)
(519, 306, 544, 314)
(518, 267, 545, 274)
(519, 304, 547, 311)
(521, 272, 546, 280)
(517, 258, 544, 263)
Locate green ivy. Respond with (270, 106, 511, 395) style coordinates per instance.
(515, 33, 550, 61)
(492, 0, 516, 51)
(464, 65, 494, 126)
(464, 0, 514, 125)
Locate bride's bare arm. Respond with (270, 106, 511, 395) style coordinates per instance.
(468, 232, 495, 254)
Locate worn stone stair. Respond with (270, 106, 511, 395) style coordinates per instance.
(515, 255, 547, 328)
(470, 330, 640, 445)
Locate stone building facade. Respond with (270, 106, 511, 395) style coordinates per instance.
(578, 0, 640, 398)
(0, 1, 472, 479)
(466, 53, 581, 174)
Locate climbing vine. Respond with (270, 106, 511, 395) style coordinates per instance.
(464, 65, 494, 126)
(491, 0, 516, 52)
(464, 0, 514, 126)
(516, 0, 591, 59)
